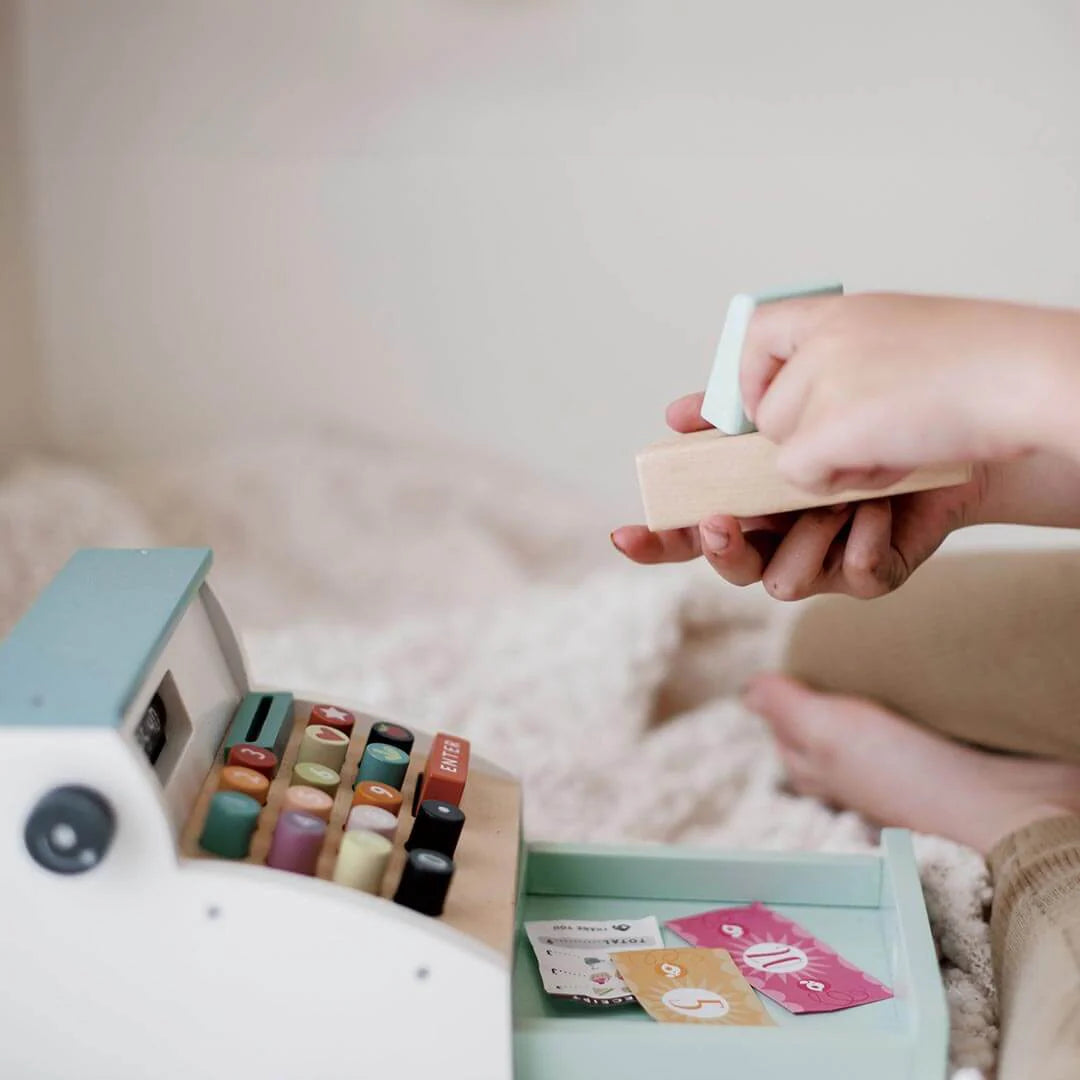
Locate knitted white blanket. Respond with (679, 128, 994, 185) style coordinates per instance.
(0, 432, 995, 1076)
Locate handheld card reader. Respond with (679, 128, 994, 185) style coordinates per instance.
(0, 549, 948, 1080)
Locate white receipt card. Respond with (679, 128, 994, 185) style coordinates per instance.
(524, 918, 664, 1006)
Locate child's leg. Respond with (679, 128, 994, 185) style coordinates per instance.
(783, 548, 1080, 762)
(772, 550, 1080, 1080)
(744, 677, 1080, 1080)
(990, 817, 1080, 1080)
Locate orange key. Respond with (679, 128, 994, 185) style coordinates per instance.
(281, 785, 335, 823)
(218, 765, 270, 806)
(415, 733, 469, 810)
(351, 781, 403, 817)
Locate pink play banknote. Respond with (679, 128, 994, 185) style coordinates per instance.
(666, 902, 893, 1014)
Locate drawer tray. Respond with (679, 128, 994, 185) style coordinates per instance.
(513, 829, 946, 1080)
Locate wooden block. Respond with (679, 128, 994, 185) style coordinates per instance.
(636, 429, 972, 531)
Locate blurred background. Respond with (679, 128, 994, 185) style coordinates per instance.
(3, 0, 1079, 513)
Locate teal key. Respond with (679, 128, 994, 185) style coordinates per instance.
(199, 791, 261, 859)
(355, 743, 409, 791)
(222, 692, 295, 762)
(701, 282, 844, 435)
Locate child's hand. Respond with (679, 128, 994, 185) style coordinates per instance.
(742, 292, 1080, 491)
(613, 391, 987, 600)
(613, 293, 1080, 599)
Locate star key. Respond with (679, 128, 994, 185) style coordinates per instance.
(308, 703, 356, 735)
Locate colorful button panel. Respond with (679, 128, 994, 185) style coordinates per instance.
(198, 701, 469, 918)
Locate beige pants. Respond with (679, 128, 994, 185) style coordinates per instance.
(785, 550, 1080, 1080)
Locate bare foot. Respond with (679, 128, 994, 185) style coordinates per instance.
(744, 673, 1080, 855)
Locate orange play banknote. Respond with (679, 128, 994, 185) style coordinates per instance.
(610, 947, 775, 1026)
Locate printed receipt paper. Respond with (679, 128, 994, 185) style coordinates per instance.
(524, 917, 663, 1006)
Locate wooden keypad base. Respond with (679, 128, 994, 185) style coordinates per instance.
(180, 699, 521, 961)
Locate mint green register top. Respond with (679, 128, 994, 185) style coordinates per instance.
(0, 548, 213, 729)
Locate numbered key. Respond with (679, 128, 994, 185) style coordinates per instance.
(333, 829, 392, 893)
(355, 743, 409, 791)
(393, 849, 455, 917)
(292, 761, 341, 796)
(281, 784, 334, 823)
(218, 765, 270, 806)
(199, 791, 261, 859)
(350, 781, 403, 817)
(298, 724, 349, 773)
(226, 744, 278, 779)
(345, 805, 398, 841)
(266, 811, 326, 875)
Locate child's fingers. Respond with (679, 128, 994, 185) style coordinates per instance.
(757, 504, 852, 601)
(776, 398, 926, 492)
(698, 515, 767, 586)
(819, 466, 911, 493)
(665, 392, 713, 433)
(840, 499, 906, 598)
(610, 524, 701, 564)
(740, 296, 838, 424)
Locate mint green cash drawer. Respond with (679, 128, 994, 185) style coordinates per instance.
(513, 829, 947, 1080)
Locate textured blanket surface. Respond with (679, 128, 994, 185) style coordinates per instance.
(0, 432, 995, 1076)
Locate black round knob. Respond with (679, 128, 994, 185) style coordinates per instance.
(24, 786, 116, 875)
(364, 720, 415, 757)
(406, 799, 465, 858)
(393, 848, 455, 916)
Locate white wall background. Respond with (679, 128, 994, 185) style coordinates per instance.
(9, 0, 1080, 514)
(0, 1, 40, 463)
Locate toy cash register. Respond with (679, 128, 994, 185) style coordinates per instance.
(0, 549, 948, 1080)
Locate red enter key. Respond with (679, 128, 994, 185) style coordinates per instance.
(415, 733, 470, 810)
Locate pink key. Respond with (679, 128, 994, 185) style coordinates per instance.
(266, 811, 326, 875)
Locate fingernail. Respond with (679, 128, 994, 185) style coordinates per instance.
(609, 531, 626, 554)
(701, 521, 729, 554)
